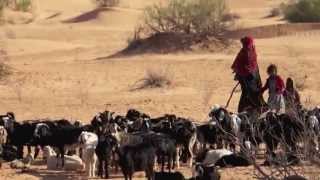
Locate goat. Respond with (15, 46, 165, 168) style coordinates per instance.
(171, 118, 197, 168)
(190, 164, 220, 180)
(195, 149, 233, 167)
(143, 132, 177, 172)
(196, 123, 219, 150)
(79, 131, 99, 177)
(6, 121, 37, 159)
(262, 112, 304, 155)
(42, 146, 84, 171)
(155, 171, 185, 180)
(209, 107, 237, 151)
(283, 175, 307, 180)
(117, 142, 156, 180)
(96, 134, 118, 178)
(215, 154, 251, 167)
(32, 124, 84, 167)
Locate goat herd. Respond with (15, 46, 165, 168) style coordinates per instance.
(0, 105, 320, 180)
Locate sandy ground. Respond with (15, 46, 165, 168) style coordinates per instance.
(1, 0, 320, 179)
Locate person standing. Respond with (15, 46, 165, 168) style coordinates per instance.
(231, 36, 266, 113)
(261, 64, 286, 114)
(284, 77, 302, 116)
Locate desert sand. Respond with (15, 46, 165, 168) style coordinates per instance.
(1, 0, 320, 179)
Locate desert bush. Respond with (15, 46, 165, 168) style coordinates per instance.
(95, 0, 119, 7)
(269, 7, 282, 18)
(143, 0, 230, 36)
(222, 12, 240, 21)
(132, 67, 173, 90)
(16, 0, 31, 12)
(0, 49, 10, 81)
(283, 0, 320, 22)
(294, 74, 308, 91)
(0, 0, 5, 20)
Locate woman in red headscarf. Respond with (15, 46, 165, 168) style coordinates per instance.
(232, 36, 266, 112)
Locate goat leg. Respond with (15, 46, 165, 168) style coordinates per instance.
(59, 147, 65, 168)
(97, 159, 103, 177)
(167, 154, 172, 172)
(175, 147, 180, 169)
(34, 146, 40, 159)
(17, 145, 24, 159)
(105, 159, 109, 179)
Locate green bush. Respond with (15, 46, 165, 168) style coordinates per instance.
(284, 0, 320, 22)
(143, 0, 229, 36)
(16, 0, 31, 12)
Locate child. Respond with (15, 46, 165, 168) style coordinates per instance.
(261, 64, 285, 114)
(284, 77, 301, 115)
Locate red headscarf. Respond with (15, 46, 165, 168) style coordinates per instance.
(231, 36, 258, 77)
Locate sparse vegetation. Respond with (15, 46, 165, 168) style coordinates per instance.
(121, 0, 233, 55)
(283, 0, 320, 22)
(222, 12, 240, 22)
(15, 0, 31, 12)
(294, 74, 308, 91)
(10, 74, 28, 102)
(268, 7, 282, 18)
(0, 0, 5, 21)
(0, 0, 32, 12)
(143, 0, 230, 36)
(95, 0, 119, 7)
(132, 67, 173, 90)
(0, 56, 10, 81)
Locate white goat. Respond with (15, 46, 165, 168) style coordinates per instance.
(43, 146, 84, 171)
(201, 149, 233, 166)
(0, 126, 7, 144)
(78, 131, 98, 177)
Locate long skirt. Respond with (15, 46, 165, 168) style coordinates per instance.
(268, 93, 285, 114)
(237, 70, 267, 113)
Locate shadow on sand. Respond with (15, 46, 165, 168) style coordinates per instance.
(62, 8, 113, 23)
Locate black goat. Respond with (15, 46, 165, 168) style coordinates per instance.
(155, 171, 185, 180)
(143, 133, 177, 172)
(263, 112, 304, 155)
(215, 154, 251, 167)
(6, 121, 37, 159)
(96, 134, 118, 179)
(117, 142, 156, 180)
(32, 124, 83, 167)
(209, 107, 236, 151)
(196, 123, 219, 150)
(189, 164, 220, 180)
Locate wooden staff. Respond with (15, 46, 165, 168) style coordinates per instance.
(225, 82, 240, 109)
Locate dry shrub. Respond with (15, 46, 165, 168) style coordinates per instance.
(132, 67, 173, 90)
(0, 26, 10, 84)
(268, 7, 282, 18)
(126, 26, 144, 50)
(10, 74, 27, 102)
(0, 52, 10, 81)
(283, 0, 320, 23)
(15, 0, 31, 12)
(94, 0, 119, 7)
(119, 0, 234, 56)
(290, 74, 308, 91)
(222, 12, 240, 21)
(0, 0, 3, 13)
(144, 0, 230, 36)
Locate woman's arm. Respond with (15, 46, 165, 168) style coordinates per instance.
(261, 79, 268, 93)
